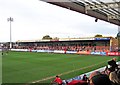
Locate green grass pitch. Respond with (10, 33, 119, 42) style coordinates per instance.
(2, 51, 118, 83)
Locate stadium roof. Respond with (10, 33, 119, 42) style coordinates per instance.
(40, 0, 120, 26)
(16, 36, 113, 42)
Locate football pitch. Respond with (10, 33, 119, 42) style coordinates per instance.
(2, 51, 118, 84)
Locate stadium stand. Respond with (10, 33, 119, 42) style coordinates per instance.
(10, 37, 120, 56)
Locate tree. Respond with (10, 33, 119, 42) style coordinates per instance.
(95, 34, 103, 37)
(42, 35, 52, 40)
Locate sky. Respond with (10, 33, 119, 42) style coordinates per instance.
(0, 0, 119, 42)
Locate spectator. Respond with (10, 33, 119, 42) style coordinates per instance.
(108, 58, 118, 72)
(102, 66, 111, 76)
(82, 74, 88, 81)
(52, 75, 63, 85)
(89, 71, 101, 81)
(88, 71, 112, 85)
(109, 71, 120, 85)
(90, 74, 112, 85)
(116, 69, 120, 79)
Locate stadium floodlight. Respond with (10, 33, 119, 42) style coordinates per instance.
(7, 17, 13, 50)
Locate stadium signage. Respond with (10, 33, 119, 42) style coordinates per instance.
(54, 50, 64, 53)
(11, 49, 120, 56)
(106, 52, 120, 56)
(91, 52, 106, 55)
(66, 51, 77, 54)
(77, 51, 90, 55)
(11, 49, 28, 52)
(37, 50, 54, 53)
(95, 38, 110, 40)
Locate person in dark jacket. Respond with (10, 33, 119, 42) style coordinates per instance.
(82, 74, 88, 81)
(108, 58, 118, 72)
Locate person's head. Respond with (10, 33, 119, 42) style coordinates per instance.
(56, 75, 59, 78)
(90, 74, 112, 85)
(83, 74, 87, 78)
(112, 58, 116, 61)
(88, 71, 101, 85)
(89, 71, 101, 81)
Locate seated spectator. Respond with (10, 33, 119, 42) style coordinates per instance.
(116, 69, 120, 79)
(109, 71, 120, 85)
(82, 74, 88, 81)
(92, 74, 112, 85)
(89, 71, 112, 85)
(89, 71, 101, 81)
(102, 66, 112, 76)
